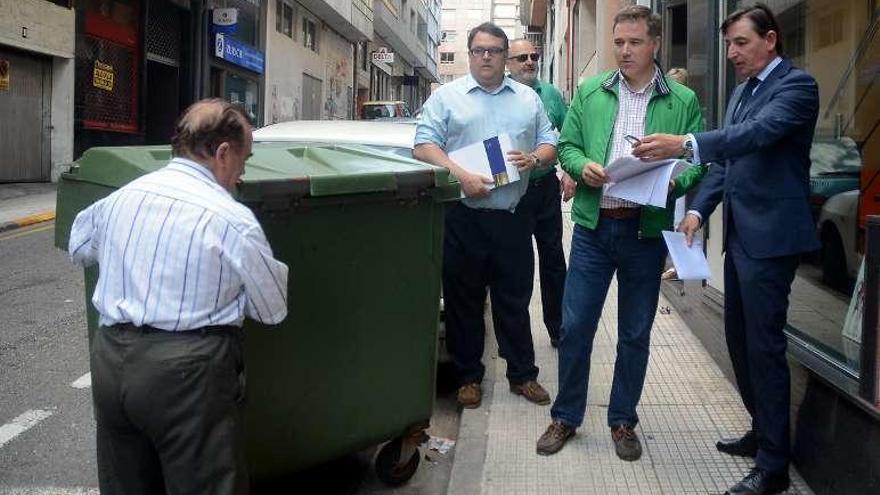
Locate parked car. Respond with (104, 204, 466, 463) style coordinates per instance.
(253, 120, 450, 362)
(809, 137, 862, 218)
(817, 190, 861, 293)
(360, 100, 412, 120)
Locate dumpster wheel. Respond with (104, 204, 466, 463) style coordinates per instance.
(375, 436, 420, 486)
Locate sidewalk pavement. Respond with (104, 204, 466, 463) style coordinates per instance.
(0, 183, 57, 233)
(447, 208, 814, 495)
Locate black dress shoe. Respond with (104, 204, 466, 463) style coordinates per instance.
(725, 467, 790, 495)
(716, 430, 758, 457)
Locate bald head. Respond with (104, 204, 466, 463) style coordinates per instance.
(506, 39, 539, 86)
(171, 98, 251, 161)
(171, 98, 253, 192)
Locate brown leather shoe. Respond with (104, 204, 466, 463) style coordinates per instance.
(611, 424, 642, 461)
(457, 382, 481, 409)
(536, 420, 576, 455)
(510, 380, 551, 405)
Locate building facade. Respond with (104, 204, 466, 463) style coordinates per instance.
(0, 0, 75, 182)
(370, 0, 438, 115)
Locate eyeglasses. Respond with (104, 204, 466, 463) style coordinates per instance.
(508, 53, 540, 63)
(468, 47, 506, 58)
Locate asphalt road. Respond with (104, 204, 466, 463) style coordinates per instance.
(0, 223, 459, 494)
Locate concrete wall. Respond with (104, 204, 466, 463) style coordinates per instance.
(0, 0, 74, 59)
(264, 0, 354, 122)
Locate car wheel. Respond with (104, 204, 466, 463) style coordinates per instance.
(821, 224, 852, 294)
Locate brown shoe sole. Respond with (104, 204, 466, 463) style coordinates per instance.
(510, 385, 551, 405)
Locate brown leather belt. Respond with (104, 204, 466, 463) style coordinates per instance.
(599, 207, 641, 219)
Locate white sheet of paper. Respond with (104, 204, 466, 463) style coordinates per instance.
(604, 156, 688, 208)
(662, 230, 711, 280)
(448, 134, 520, 196)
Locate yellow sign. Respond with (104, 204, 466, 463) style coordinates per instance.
(93, 61, 114, 91)
(0, 60, 9, 91)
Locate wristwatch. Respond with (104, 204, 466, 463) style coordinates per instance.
(529, 152, 541, 168)
(682, 137, 695, 160)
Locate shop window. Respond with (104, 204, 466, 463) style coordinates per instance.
(77, 0, 140, 133)
(275, 0, 294, 39)
(303, 17, 318, 52)
(440, 52, 454, 64)
(729, 0, 880, 377)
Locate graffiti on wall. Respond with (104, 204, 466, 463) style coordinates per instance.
(270, 84, 300, 123)
(323, 31, 353, 120)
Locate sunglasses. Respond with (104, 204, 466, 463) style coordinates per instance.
(508, 53, 540, 63)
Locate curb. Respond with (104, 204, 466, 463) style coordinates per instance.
(0, 211, 56, 234)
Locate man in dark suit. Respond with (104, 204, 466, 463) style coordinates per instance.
(633, 4, 819, 495)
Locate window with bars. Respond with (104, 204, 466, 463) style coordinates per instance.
(303, 17, 318, 52)
(275, 0, 294, 38)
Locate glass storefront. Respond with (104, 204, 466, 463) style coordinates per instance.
(728, 0, 880, 375)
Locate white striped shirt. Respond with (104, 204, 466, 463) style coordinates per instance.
(601, 69, 659, 209)
(69, 157, 289, 331)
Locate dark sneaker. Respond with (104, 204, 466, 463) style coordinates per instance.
(536, 420, 576, 455)
(611, 424, 642, 461)
(725, 467, 790, 495)
(457, 382, 481, 409)
(510, 380, 551, 405)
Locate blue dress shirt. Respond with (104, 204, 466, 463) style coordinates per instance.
(415, 74, 557, 211)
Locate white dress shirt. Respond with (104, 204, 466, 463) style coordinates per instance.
(69, 157, 289, 331)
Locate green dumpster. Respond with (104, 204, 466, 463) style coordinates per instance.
(54, 143, 459, 485)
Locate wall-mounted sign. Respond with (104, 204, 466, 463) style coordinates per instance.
(212, 8, 238, 34)
(214, 33, 264, 74)
(92, 61, 115, 91)
(371, 47, 395, 64)
(0, 60, 9, 91)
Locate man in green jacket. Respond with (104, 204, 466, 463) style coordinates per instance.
(536, 5, 706, 461)
(506, 38, 575, 348)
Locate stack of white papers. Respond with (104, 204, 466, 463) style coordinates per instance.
(603, 155, 688, 208)
(448, 134, 521, 194)
(662, 231, 711, 280)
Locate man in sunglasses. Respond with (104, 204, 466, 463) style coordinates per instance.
(506, 38, 574, 350)
(415, 22, 557, 410)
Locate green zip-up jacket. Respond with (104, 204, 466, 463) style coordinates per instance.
(559, 69, 706, 238)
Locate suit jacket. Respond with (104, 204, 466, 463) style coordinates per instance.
(691, 57, 820, 259)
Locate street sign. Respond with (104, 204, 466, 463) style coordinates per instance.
(214, 33, 264, 74)
(372, 47, 395, 64)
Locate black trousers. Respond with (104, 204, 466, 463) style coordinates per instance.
(443, 203, 538, 385)
(724, 223, 799, 473)
(91, 323, 248, 495)
(518, 174, 566, 341)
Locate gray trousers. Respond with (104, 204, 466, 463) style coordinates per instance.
(91, 323, 248, 495)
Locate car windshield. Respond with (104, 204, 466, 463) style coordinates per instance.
(363, 104, 396, 119)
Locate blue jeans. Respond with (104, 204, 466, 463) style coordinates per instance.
(551, 220, 666, 428)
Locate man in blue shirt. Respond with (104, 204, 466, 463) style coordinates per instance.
(414, 22, 557, 409)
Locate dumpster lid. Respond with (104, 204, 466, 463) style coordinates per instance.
(66, 143, 455, 199)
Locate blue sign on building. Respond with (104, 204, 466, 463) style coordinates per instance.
(214, 33, 264, 74)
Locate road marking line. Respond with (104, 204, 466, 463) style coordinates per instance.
(70, 372, 91, 389)
(0, 222, 54, 241)
(0, 409, 54, 449)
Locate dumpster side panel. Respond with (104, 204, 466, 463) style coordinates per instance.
(243, 197, 442, 478)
